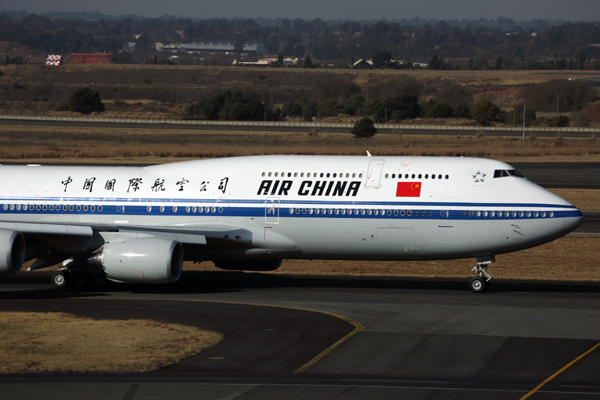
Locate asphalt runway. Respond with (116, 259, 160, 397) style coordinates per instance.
(1, 273, 600, 399)
(0, 117, 597, 138)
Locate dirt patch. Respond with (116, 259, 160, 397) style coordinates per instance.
(0, 312, 223, 373)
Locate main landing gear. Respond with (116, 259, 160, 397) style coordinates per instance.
(469, 255, 495, 293)
(51, 266, 107, 290)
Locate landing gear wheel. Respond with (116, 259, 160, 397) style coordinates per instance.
(469, 276, 489, 293)
(92, 276, 106, 289)
(72, 274, 89, 289)
(51, 271, 68, 288)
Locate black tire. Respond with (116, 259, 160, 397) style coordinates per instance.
(72, 274, 89, 289)
(51, 271, 68, 288)
(469, 276, 489, 293)
(92, 276, 106, 289)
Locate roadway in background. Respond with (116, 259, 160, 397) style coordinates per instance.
(1, 116, 599, 138)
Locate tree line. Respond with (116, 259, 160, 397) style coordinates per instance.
(184, 77, 597, 127)
(1, 12, 600, 66)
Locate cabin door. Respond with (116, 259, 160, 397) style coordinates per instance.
(366, 159, 385, 188)
(265, 197, 280, 224)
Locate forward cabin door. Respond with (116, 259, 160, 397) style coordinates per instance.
(265, 197, 279, 224)
(366, 159, 385, 188)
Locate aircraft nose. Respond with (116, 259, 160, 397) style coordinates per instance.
(564, 207, 583, 232)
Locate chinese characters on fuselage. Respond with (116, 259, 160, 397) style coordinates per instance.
(59, 176, 229, 194)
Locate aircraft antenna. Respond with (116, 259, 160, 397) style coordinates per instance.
(366, 151, 372, 157)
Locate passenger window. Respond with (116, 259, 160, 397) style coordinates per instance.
(469, 211, 474, 217)
(173, 206, 177, 212)
(160, 206, 164, 212)
(407, 210, 412, 216)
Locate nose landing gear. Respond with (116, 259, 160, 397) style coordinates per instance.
(470, 255, 494, 293)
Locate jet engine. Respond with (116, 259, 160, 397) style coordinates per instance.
(214, 259, 283, 271)
(88, 237, 183, 284)
(0, 229, 25, 276)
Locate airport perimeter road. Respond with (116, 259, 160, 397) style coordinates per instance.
(0, 117, 597, 138)
(2, 273, 600, 400)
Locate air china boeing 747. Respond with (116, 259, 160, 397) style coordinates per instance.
(0, 154, 583, 293)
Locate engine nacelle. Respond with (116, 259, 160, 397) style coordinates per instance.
(88, 237, 183, 284)
(214, 259, 283, 272)
(0, 229, 25, 276)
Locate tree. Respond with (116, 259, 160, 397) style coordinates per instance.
(372, 51, 392, 68)
(281, 101, 303, 117)
(512, 104, 537, 127)
(453, 102, 472, 118)
(373, 95, 420, 123)
(471, 99, 504, 126)
(352, 117, 377, 138)
(548, 115, 570, 127)
(302, 100, 318, 121)
(426, 102, 453, 118)
(68, 87, 105, 114)
(302, 55, 314, 68)
(186, 91, 266, 121)
(233, 37, 244, 53)
(428, 54, 441, 70)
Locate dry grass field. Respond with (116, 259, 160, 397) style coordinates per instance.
(0, 312, 223, 373)
(1, 125, 600, 164)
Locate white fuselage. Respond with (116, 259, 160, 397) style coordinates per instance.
(0, 155, 583, 263)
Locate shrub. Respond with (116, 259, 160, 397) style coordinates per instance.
(352, 118, 377, 138)
(511, 104, 537, 127)
(426, 102, 453, 118)
(281, 101, 303, 117)
(373, 94, 420, 123)
(302, 101, 318, 121)
(68, 87, 104, 114)
(186, 91, 266, 121)
(471, 100, 505, 126)
(548, 115, 570, 127)
(453, 102, 472, 118)
(317, 99, 344, 118)
(343, 95, 365, 116)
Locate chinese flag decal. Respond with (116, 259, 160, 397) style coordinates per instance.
(396, 182, 422, 197)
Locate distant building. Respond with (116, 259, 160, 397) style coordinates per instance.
(158, 41, 283, 54)
(352, 59, 373, 69)
(46, 55, 63, 66)
(70, 53, 111, 64)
